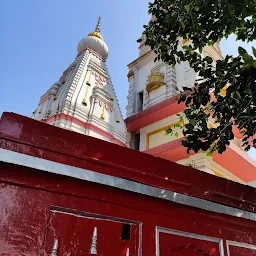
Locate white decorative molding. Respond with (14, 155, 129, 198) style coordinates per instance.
(165, 65, 177, 98)
(88, 61, 108, 78)
(248, 180, 256, 188)
(151, 62, 166, 73)
(64, 51, 89, 113)
(184, 61, 196, 88)
(126, 248, 130, 256)
(90, 227, 98, 254)
(50, 239, 58, 256)
(126, 74, 136, 117)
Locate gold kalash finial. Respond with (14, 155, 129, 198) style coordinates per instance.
(88, 16, 104, 41)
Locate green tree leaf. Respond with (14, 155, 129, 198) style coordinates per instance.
(205, 56, 213, 64)
(238, 46, 247, 57)
(252, 46, 256, 57)
(184, 4, 191, 13)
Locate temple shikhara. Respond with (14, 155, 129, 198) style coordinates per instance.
(1, 15, 256, 255)
(32, 17, 126, 147)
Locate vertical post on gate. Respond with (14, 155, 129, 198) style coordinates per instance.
(50, 239, 58, 256)
(90, 226, 98, 254)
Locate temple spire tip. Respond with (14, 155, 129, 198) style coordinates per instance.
(95, 16, 101, 33)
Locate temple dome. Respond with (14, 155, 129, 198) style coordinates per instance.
(77, 36, 109, 60)
(77, 17, 109, 60)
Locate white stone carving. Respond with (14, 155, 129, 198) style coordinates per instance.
(90, 227, 97, 254)
(50, 239, 58, 256)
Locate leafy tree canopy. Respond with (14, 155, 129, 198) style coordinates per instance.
(141, 0, 256, 154)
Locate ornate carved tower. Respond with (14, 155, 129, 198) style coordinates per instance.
(32, 17, 126, 146)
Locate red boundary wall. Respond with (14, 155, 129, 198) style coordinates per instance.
(0, 112, 256, 255)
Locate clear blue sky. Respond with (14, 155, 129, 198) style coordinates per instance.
(0, 0, 255, 158)
(0, 0, 150, 117)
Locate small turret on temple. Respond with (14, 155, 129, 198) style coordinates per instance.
(32, 17, 126, 146)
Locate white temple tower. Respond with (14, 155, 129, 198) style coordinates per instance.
(32, 17, 126, 146)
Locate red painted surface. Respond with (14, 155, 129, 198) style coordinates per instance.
(125, 96, 185, 132)
(44, 211, 139, 256)
(0, 112, 256, 255)
(159, 232, 220, 256)
(228, 246, 256, 256)
(144, 138, 195, 162)
(1, 112, 256, 210)
(144, 137, 256, 183)
(213, 144, 256, 182)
